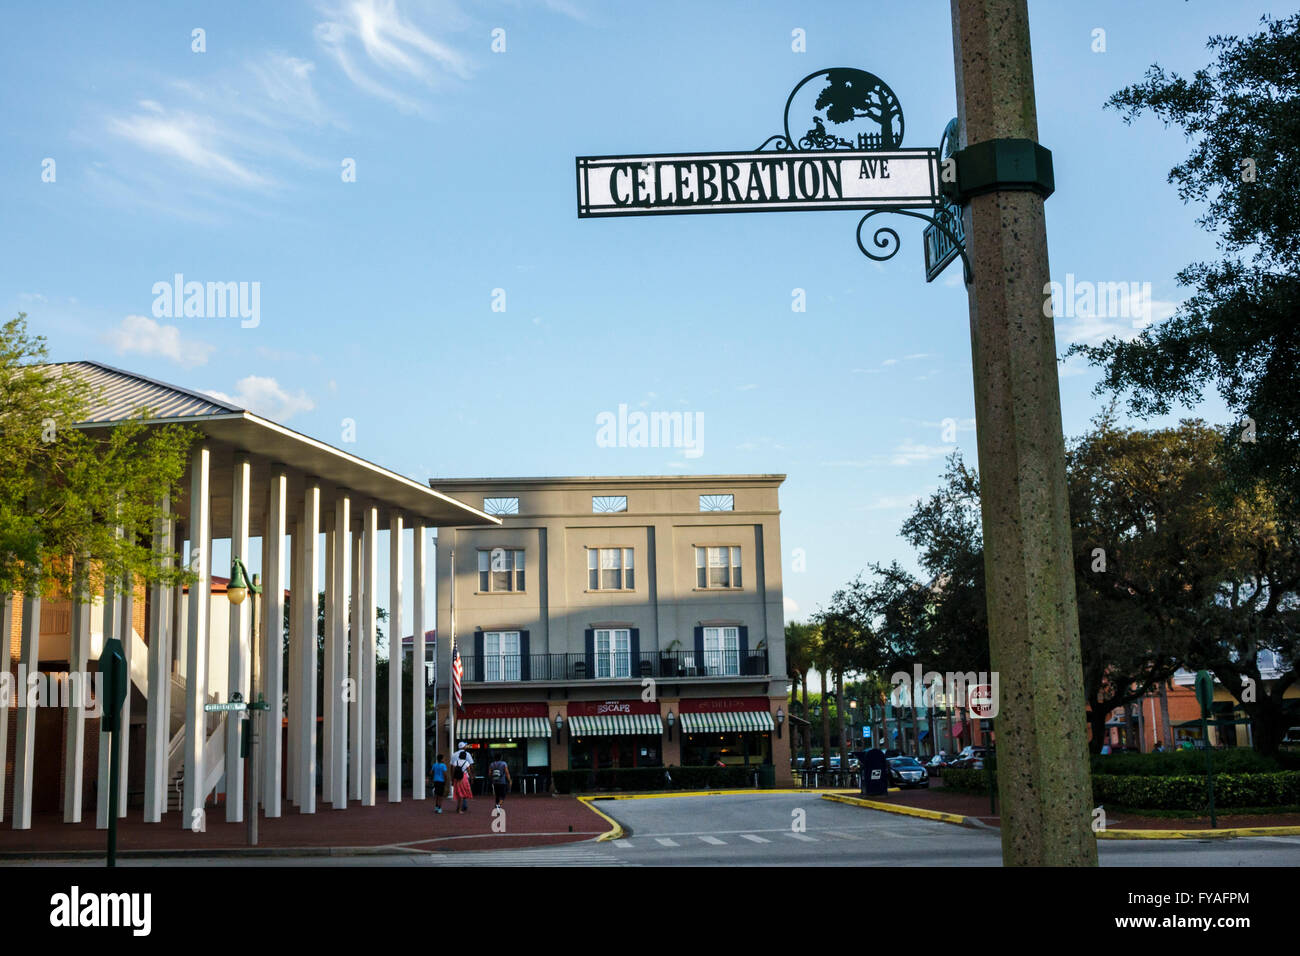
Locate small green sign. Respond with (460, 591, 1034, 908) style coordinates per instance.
(1195, 670, 1215, 717)
(98, 638, 128, 733)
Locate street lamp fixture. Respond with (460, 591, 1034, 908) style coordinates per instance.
(554, 712, 565, 742)
(666, 709, 675, 742)
(776, 706, 784, 738)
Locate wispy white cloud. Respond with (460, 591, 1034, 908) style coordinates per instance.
(104, 315, 215, 368)
(205, 375, 316, 420)
(108, 108, 270, 188)
(315, 0, 473, 113)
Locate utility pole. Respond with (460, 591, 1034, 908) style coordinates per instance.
(949, 0, 1097, 865)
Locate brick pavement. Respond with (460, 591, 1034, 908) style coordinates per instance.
(0, 789, 606, 856)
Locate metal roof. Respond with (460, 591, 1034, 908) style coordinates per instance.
(44, 361, 498, 528)
(49, 360, 241, 423)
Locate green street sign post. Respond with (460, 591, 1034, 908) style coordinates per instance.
(1195, 670, 1217, 828)
(98, 637, 128, 867)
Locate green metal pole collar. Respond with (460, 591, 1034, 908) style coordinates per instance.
(940, 138, 1054, 205)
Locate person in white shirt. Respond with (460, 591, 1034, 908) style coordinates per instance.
(452, 742, 475, 813)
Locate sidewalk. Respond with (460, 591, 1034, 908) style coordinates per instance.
(847, 780, 1300, 832)
(0, 790, 606, 858)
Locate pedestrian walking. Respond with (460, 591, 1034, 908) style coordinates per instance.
(488, 752, 511, 809)
(430, 753, 448, 813)
(452, 742, 475, 813)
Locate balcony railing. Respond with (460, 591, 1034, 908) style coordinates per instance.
(460, 650, 769, 683)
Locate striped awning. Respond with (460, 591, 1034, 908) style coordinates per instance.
(457, 717, 551, 739)
(680, 711, 775, 734)
(568, 713, 664, 736)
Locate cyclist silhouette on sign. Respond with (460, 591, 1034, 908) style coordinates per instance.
(799, 116, 853, 150)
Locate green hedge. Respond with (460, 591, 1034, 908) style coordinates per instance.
(941, 767, 1300, 810)
(1093, 772, 1300, 810)
(940, 769, 993, 794)
(1092, 749, 1288, 777)
(552, 765, 757, 794)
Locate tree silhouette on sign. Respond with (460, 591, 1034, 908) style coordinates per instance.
(813, 69, 903, 148)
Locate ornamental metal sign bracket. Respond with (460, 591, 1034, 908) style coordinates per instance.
(575, 68, 973, 284)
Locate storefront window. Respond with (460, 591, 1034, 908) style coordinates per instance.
(682, 732, 772, 766)
(570, 737, 662, 769)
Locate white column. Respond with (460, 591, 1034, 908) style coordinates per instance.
(349, 525, 364, 801)
(96, 568, 119, 829)
(0, 595, 12, 823)
(411, 524, 427, 800)
(12, 594, 42, 828)
(182, 444, 211, 829)
(11, 595, 41, 827)
(330, 495, 350, 808)
(144, 505, 175, 823)
(361, 502, 378, 806)
(388, 513, 404, 803)
(322, 511, 335, 806)
(115, 570, 133, 817)
(262, 468, 287, 817)
(287, 515, 302, 805)
(63, 569, 91, 822)
(298, 479, 320, 814)
(223, 455, 251, 822)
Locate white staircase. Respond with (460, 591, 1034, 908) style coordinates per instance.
(125, 632, 226, 815)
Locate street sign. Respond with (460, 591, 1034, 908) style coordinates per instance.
(575, 67, 966, 277)
(205, 701, 248, 713)
(969, 684, 996, 719)
(924, 201, 966, 281)
(577, 150, 940, 217)
(923, 118, 966, 282)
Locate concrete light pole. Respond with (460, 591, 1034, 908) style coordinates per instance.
(949, 0, 1097, 865)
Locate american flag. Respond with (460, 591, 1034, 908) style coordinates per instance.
(451, 642, 463, 711)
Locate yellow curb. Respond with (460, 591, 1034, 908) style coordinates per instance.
(576, 796, 625, 841)
(588, 788, 838, 800)
(822, 794, 1300, 840)
(1097, 824, 1300, 840)
(821, 792, 972, 826)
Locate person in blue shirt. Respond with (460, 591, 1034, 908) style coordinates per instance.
(430, 753, 448, 814)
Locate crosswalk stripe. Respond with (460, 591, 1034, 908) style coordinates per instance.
(786, 832, 817, 842)
(826, 830, 860, 840)
(612, 840, 633, 848)
(655, 838, 680, 847)
(740, 834, 770, 844)
(698, 836, 726, 845)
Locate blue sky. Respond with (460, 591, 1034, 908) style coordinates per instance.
(4, 0, 1291, 632)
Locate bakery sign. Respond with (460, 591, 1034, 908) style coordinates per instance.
(460, 702, 547, 718)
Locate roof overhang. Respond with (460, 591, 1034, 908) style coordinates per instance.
(77, 410, 499, 529)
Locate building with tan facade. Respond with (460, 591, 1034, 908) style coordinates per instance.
(431, 475, 793, 787)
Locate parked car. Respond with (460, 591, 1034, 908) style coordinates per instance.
(1280, 727, 1300, 752)
(887, 756, 930, 788)
(925, 753, 953, 775)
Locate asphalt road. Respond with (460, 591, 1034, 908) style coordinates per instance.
(5, 794, 1299, 866)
